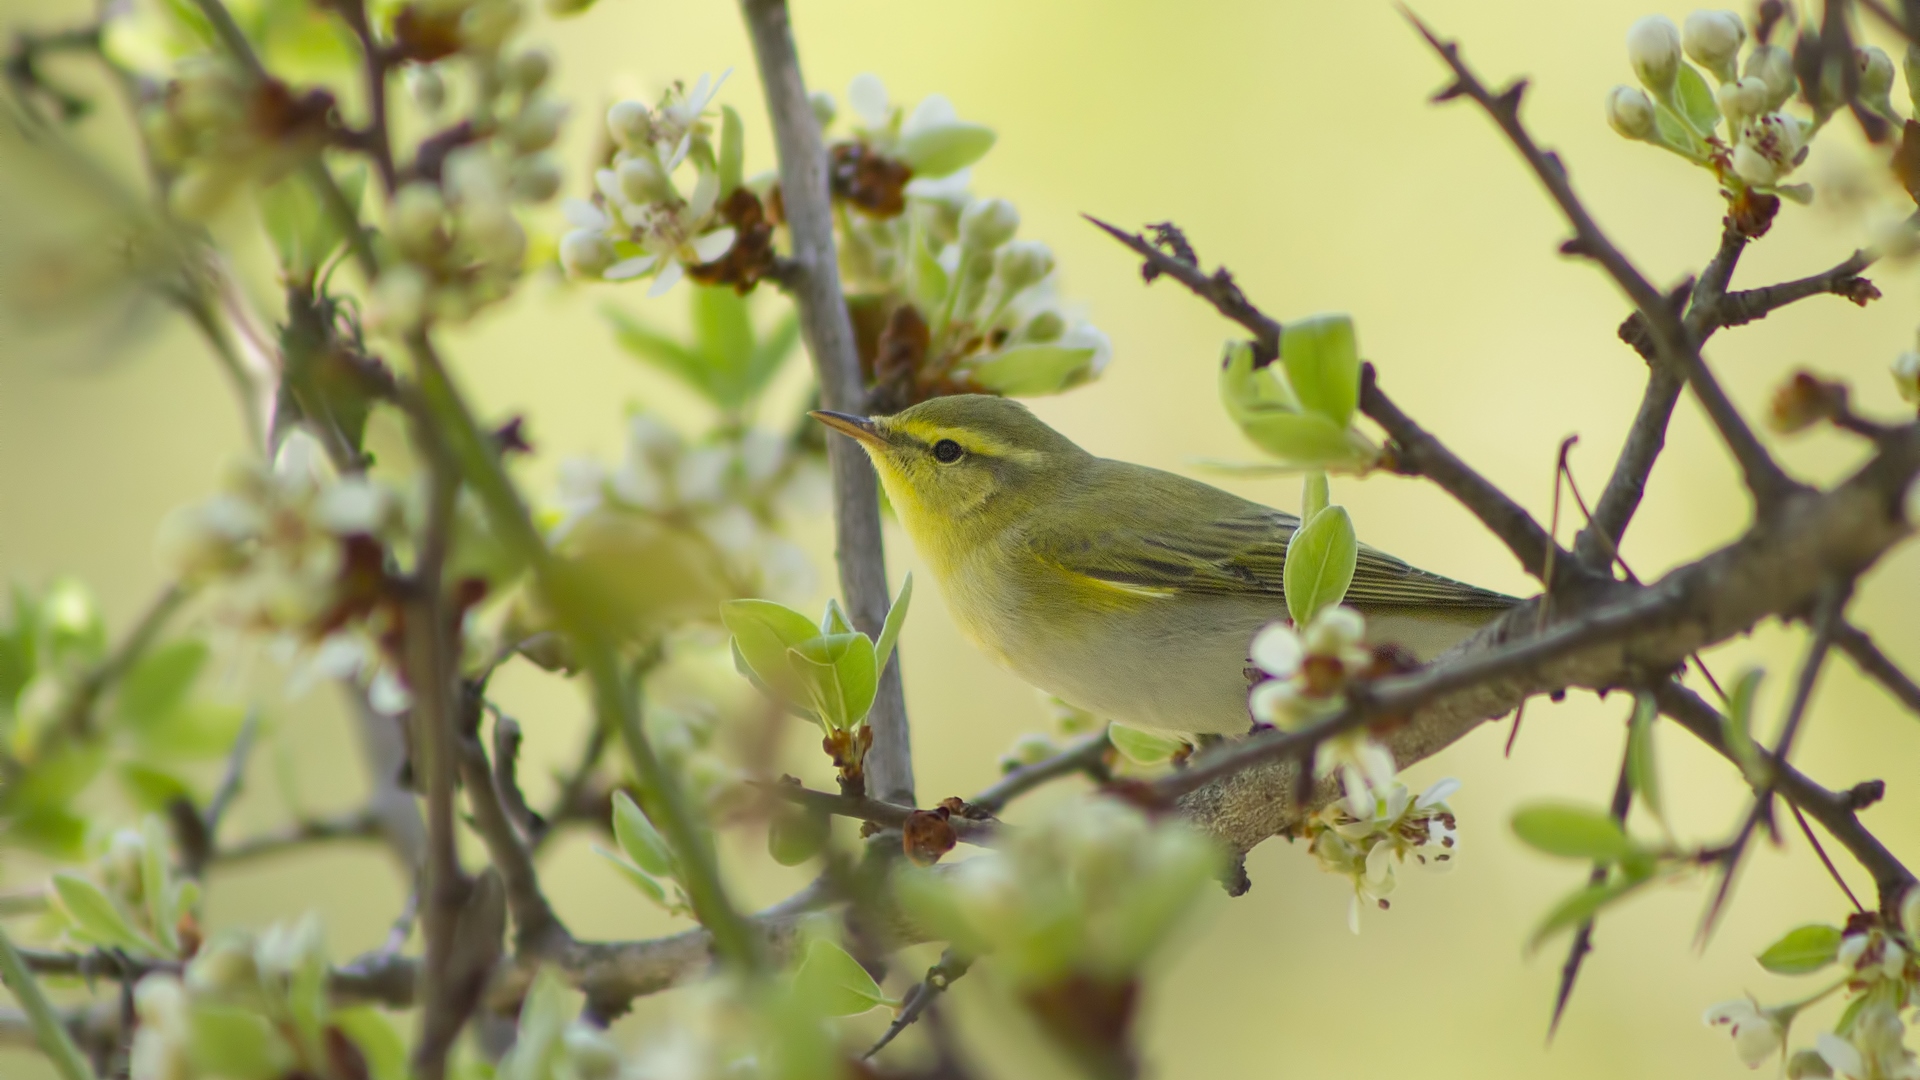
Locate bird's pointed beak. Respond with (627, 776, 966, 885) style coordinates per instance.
(809, 410, 885, 447)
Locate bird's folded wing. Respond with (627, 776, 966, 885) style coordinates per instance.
(1026, 502, 1517, 611)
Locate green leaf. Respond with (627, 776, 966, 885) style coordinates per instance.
(718, 104, 744, 197)
(331, 1008, 408, 1080)
(605, 305, 723, 406)
(910, 228, 949, 311)
(968, 345, 1097, 397)
(1652, 102, 1698, 155)
(791, 937, 891, 1016)
(1527, 874, 1651, 952)
(1108, 723, 1186, 766)
(118, 762, 195, 812)
(1675, 63, 1721, 136)
(767, 805, 830, 867)
(730, 640, 821, 727)
(610, 790, 676, 878)
(1220, 341, 1295, 423)
(896, 121, 996, 178)
(189, 1003, 294, 1080)
(7, 807, 89, 859)
(51, 873, 162, 956)
(1725, 669, 1767, 786)
(875, 573, 913, 671)
(1301, 472, 1329, 525)
(131, 701, 248, 759)
(1282, 504, 1356, 627)
(6, 742, 106, 814)
(141, 816, 179, 954)
(820, 598, 854, 636)
(1511, 803, 1635, 862)
(1757, 924, 1844, 975)
(592, 845, 671, 907)
(788, 633, 877, 730)
(1627, 692, 1664, 826)
(118, 639, 208, 726)
(1280, 314, 1361, 428)
(1238, 411, 1376, 471)
(692, 284, 756, 382)
(722, 599, 825, 698)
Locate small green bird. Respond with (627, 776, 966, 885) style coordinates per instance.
(812, 395, 1518, 735)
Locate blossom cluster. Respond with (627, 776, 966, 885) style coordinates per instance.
(1606, 10, 1911, 205)
(1705, 890, 1920, 1077)
(1301, 777, 1461, 934)
(1248, 606, 1398, 806)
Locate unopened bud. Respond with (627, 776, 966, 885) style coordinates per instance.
(1682, 10, 1746, 83)
(563, 1028, 623, 1080)
(1858, 46, 1895, 98)
(369, 265, 429, 333)
(1786, 1048, 1833, 1079)
(1894, 351, 1920, 405)
(1767, 371, 1846, 433)
(1023, 309, 1066, 342)
(508, 97, 566, 153)
(391, 182, 445, 254)
(1627, 15, 1683, 95)
(1715, 76, 1768, 124)
(607, 100, 653, 150)
(559, 229, 615, 277)
(617, 156, 673, 204)
(509, 154, 562, 201)
(1606, 85, 1657, 139)
(462, 205, 526, 266)
(405, 63, 445, 113)
(958, 197, 1019, 251)
(1744, 43, 1796, 111)
(810, 89, 837, 128)
(507, 48, 551, 92)
(992, 239, 1053, 294)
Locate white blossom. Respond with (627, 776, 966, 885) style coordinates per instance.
(1704, 997, 1785, 1068)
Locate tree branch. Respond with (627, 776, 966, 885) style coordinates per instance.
(758, 782, 998, 847)
(1836, 622, 1920, 719)
(1405, 10, 1802, 509)
(970, 731, 1113, 814)
(738, 0, 914, 806)
(1708, 250, 1879, 330)
(456, 691, 568, 955)
(1081, 217, 1281, 364)
(1361, 365, 1573, 584)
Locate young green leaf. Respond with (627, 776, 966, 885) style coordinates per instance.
(604, 305, 722, 406)
(722, 599, 824, 697)
(51, 873, 162, 956)
(820, 598, 854, 636)
(791, 937, 892, 1016)
(1627, 692, 1664, 826)
(331, 1008, 409, 1080)
(1725, 668, 1768, 787)
(190, 1004, 295, 1080)
(610, 790, 677, 878)
(718, 104, 744, 197)
(1757, 924, 1845, 975)
(875, 573, 913, 671)
(1510, 803, 1635, 862)
(118, 639, 208, 726)
(1674, 63, 1722, 136)
(1239, 411, 1378, 472)
(910, 228, 950, 311)
(731, 640, 821, 727)
(593, 845, 671, 907)
(896, 121, 996, 178)
(1280, 314, 1361, 428)
(968, 344, 1097, 397)
(140, 817, 179, 955)
(767, 805, 831, 867)
(1301, 471, 1329, 525)
(1108, 723, 1187, 766)
(692, 285, 756, 381)
(788, 633, 877, 730)
(1527, 874, 1651, 952)
(1283, 505, 1357, 627)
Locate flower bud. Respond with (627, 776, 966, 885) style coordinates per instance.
(507, 48, 551, 92)
(1787, 1049, 1833, 1079)
(405, 63, 446, 113)
(1732, 112, 1806, 185)
(368, 265, 429, 333)
(458, 0, 522, 52)
(607, 100, 653, 150)
(1627, 15, 1683, 95)
(1606, 85, 1657, 139)
(992, 239, 1053, 294)
(186, 937, 260, 994)
(507, 97, 566, 152)
(462, 204, 526, 266)
(509, 153, 562, 201)
(563, 1028, 624, 1080)
(617, 156, 673, 204)
(1858, 46, 1895, 98)
(1022, 309, 1066, 342)
(958, 197, 1019, 251)
(1000, 732, 1057, 769)
(1894, 351, 1920, 405)
(809, 89, 837, 128)
(1744, 43, 1796, 111)
(559, 229, 615, 277)
(1715, 76, 1768, 124)
(1682, 11, 1746, 83)
(391, 182, 445, 254)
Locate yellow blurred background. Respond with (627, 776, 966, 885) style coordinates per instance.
(4, 0, 1919, 1076)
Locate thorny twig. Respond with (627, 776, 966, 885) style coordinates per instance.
(1549, 723, 1635, 1039)
(865, 950, 973, 1059)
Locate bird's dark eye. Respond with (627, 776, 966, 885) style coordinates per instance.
(932, 438, 964, 464)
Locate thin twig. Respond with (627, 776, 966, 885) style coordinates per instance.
(970, 731, 1113, 813)
(739, 0, 915, 807)
(1404, 9, 1801, 508)
(1709, 251, 1878, 329)
(1082, 216, 1281, 363)
(864, 950, 972, 1059)
(1549, 719, 1634, 1039)
(1835, 622, 1920, 719)
(1789, 799, 1865, 913)
(213, 806, 387, 864)
(757, 783, 998, 847)
(457, 688, 569, 955)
